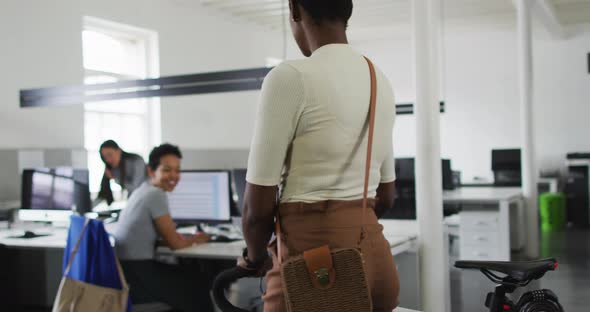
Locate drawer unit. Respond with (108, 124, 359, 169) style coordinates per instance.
(459, 211, 504, 260)
(460, 230, 499, 247)
(444, 187, 523, 262)
(460, 211, 499, 231)
(460, 247, 500, 261)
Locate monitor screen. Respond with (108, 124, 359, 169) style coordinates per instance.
(491, 149, 521, 170)
(383, 158, 454, 220)
(22, 168, 90, 211)
(168, 170, 232, 223)
(394, 158, 454, 190)
(395, 158, 415, 182)
(20, 168, 90, 222)
(442, 159, 454, 190)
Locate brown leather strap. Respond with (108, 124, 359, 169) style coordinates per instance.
(363, 57, 377, 229)
(303, 245, 335, 289)
(277, 218, 283, 265)
(114, 256, 129, 291)
(276, 56, 378, 263)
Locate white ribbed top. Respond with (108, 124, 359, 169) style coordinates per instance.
(247, 44, 396, 203)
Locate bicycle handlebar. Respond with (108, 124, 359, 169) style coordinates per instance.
(212, 266, 258, 312)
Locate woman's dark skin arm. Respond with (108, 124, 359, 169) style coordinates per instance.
(375, 181, 396, 218)
(242, 183, 279, 263)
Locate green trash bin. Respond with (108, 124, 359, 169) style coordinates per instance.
(539, 192, 566, 231)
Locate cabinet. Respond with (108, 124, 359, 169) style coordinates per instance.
(565, 158, 590, 227)
(444, 187, 524, 261)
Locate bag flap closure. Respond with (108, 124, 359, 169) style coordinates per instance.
(303, 245, 336, 289)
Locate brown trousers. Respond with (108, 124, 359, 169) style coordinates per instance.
(263, 199, 400, 312)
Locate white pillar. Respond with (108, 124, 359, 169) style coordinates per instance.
(516, 0, 540, 259)
(412, 0, 450, 311)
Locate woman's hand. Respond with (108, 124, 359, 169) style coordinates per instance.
(176, 232, 209, 245)
(191, 232, 209, 245)
(155, 214, 205, 250)
(237, 248, 273, 277)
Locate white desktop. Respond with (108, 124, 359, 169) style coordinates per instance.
(17, 167, 90, 226)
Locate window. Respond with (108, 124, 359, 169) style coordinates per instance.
(82, 17, 160, 194)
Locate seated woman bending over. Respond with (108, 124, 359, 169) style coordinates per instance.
(113, 143, 211, 311)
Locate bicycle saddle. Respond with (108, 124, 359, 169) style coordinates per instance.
(455, 258, 557, 282)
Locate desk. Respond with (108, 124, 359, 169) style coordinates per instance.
(443, 187, 525, 261)
(1, 220, 418, 257)
(157, 219, 421, 311)
(157, 230, 418, 259)
(379, 220, 421, 310)
(158, 241, 244, 259)
(1, 220, 422, 310)
(0, 225, 68, 250)
(0, 223, 66, 307)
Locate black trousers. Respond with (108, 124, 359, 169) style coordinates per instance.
(120, 259, 213, 312)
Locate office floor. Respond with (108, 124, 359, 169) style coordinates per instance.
(451, 227, 590, 312)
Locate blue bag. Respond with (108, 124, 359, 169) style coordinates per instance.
(62, 215, 132, 311)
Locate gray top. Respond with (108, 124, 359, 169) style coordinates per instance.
(111, 153, 147, 196)
(113, 182, 169, 260)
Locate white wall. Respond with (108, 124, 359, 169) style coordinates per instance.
(358, 26, 590, 181)
(3, 0, 589, 181)
(0, 0, 85, 149)
(0, 0, 287, 152)
(79, 0, 293, 150)
(535, 30, 590, 172)
(163, 92, 260, 149)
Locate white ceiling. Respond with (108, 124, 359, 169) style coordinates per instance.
(553, 0, 590, 25)
(200, 0, 514, 29)
(198, 0, 590, 39)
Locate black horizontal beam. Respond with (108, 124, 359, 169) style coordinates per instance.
(20, 66, 446, 116)
(396, 101, 445, 115)
(20, 67, 272, 108)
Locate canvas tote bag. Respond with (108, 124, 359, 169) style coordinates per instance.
(52, 218, 129, 312)
(277, 57, 379, 312)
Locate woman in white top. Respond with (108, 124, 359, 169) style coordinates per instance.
(240, 1, 400, 311)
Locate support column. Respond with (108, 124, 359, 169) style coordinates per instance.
(516, 0, 540, 259)
(412, 0, 450, 311)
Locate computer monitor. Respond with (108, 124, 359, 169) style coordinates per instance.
(394, 158, 453, 189)
(492, 149, 521, 186)
(442, 159, 454, 190)
(19, 168, 91, 222)
(384, 158, 416, 219)
(168, 170, 232, 223)
(231, 168, 247, 217)
(382, 158, 455, 219)
(492, 149, 521, 170)
(395, 158, 415, 182)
